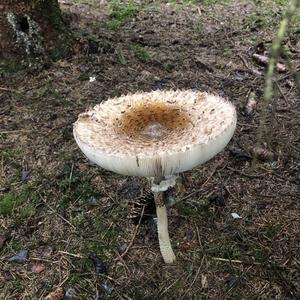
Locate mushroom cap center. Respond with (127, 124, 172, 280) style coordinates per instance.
(115, 101, 191, 139)
(142, 122, 168, 138)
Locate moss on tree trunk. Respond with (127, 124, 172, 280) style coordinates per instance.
(0, 0, 71, 69)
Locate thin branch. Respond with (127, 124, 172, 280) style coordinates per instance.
(115, 205, 145, 260)
(259, 0, 300, 143)
(39, 193, 76, 229)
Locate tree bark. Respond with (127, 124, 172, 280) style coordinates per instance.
(0, 0, 70, 67)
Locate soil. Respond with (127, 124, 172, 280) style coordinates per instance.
(0, 0, 299, 299)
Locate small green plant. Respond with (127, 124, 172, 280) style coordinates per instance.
(115, 47, 127, 65)
(273, 0, 291, 6)
(223, 47, 233, 57)
(19, 203, 36, 219)
(0, 62, 25, 74)
(265, 223, 282, 239)
(0, 186, 37, 216)
(57, 163, 97, 209)
(49, 48, 66, 61)
(131, 45, 150, 62)
(163, 61, 175, 72)
(106, 1, 140, 30)
(0, 192, 21, 216)
(245, 13, 270, 29)
(10, 239, 23, 251)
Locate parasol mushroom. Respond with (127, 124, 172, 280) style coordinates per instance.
(73, 90, 236, 264)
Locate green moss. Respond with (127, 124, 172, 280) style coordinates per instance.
(115, 47, 127, 65)
(0, 62, 25, 75)
(131, 45, 150, 62)
(1, 149, 22, 160)
(49, 48, 66, 61)
(223, 47, 233, 57)
(265, 223, 282, 239)
(19, 203, 36, 219)
(273, 0, 290, 5)
(0, 192, 21, 216)
(106, 1, 141, 30)
(67, 273, 82, 286)
(58, 180, 95, 209)
(163, 61, 175, 72)
(9, 239, 24, 251)
(0, 185, 38, 217)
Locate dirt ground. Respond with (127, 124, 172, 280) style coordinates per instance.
(1, 0, 300, 299)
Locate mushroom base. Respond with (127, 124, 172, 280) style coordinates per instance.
(154, 188, 176, 264)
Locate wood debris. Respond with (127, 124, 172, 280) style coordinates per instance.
(44, 287, 64, 300)
(245, 91, 257, 115)
(253, 53, 286, 73)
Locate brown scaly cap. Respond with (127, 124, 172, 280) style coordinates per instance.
(74, 90, 236, 177)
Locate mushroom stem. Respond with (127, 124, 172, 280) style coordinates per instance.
(154, 191, 176, 264)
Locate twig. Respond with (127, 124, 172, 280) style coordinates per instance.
(187, 267, 201, 289)
(113, 250, 130, 274)
(212, 257, 243, 264)
(98, 273, 120, 285)
(259, 166, 298, 184)
(212, 257, 263, 266)
(159, 277, 181, 297)
(58, 250, 83, 258)
(226, 166, 268, 179)
(259, 0, 300, 143)
(181, 259, 205, 299)
(0, 87, 14, 92)
(237, 54, 249, 69)
(0, 130, 31, 134)
(176, 160, 225, 204)
(195, 224, 203, 250)
(39, 193, 76, 229)
(30, 257, 60, 263)
(115, 205, 145, 260)
(68, 163, 74, 192)
(275, 81, 289, 106)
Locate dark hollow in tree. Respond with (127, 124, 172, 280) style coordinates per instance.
(0, 0, 70, 67)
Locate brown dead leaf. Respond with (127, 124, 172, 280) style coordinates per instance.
(176, 241, 196, 250)
(78, 163, 89, 172)
(44, 287, 64, 300)
(31, 263, 45, 274)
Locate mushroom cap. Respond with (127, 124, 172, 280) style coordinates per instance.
(73, 90, 236, 177)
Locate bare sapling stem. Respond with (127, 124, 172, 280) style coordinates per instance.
(154, 189, 176, 264)
(260, 0, 300, 144)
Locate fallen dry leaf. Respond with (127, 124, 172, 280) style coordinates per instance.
(44, 287, 64, 300)
(31, 263, 45, 274)
(78, 163, 89, 172)
(176, 241, 196, 250)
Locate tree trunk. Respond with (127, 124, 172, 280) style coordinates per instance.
(0, 0, 70, 67)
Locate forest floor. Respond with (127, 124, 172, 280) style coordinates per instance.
(1, 0, 300, 299)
